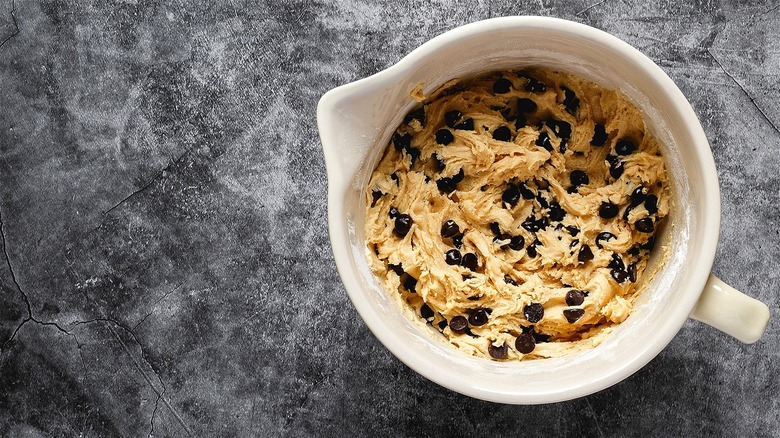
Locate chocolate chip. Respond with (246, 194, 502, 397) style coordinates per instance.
(522, 215, 540, 233)
(549, 203, 566, 222)
(404, 107, 426, 126)
(524, 303, 544, 323)
(435, 128, 454, 145)
(461, 253, 478, 271)
(493, 233, 512, 247)
(547, 119, 571, 153)
(436, 168, 464, 193)
(518, 183, 535, 200)
(570, 170, 589, 187)
(606, 155, 624, 179)
(454, 118, 474, 130)
(565, 226, 580, 236)
(469, 309, 489, 326)
(452, 168, 465, 183)
(645, 194, 658, 214)
(421, 304, 434, 320)
(515, 333, 536, 354)
(445, 110, 462, 128)
(489, 222, 501, 236)
(608, 253, 625, 271)
(591, 124, 608, 146)
(599, 202, 619, 219)
(628, 245, 640, 256)
(536, 132, 553, 151)
(504, 274, 518, 286)
(531, 331, 551, 343)
(596, 232, 616, 249)
(498, 106, 514, 121)
(562, 87, 580, 114)
(492, 125, 512, 141)
(502, 184, 521, 206)
(524, 76, 546, 93)
(427, 156, 444, 174)
(616, 140, 637, 155)
(371, 190, 384, 207)
(438, 320, 447, 330)
(570, 239, 579, 248)
(635, 217, 654, 233)
(641, 235, 655, 251)
(610, 162, 624, 179)
(514, 114, 527, 129)
(464, 328, 479, 338)
(563, 308, 585, 323)
(449, 315, 468, 333)
(403, 274, 417, 292)
(526, 243, 538, 258)
(547, 119, 572, 139)
(394, 214, 413, 237)
(611, 268, 629, 283)
(452, 234, 464, 249)
(622, 204, 635, 220)
(445, 249, 462, 265)
(536, 192, 549, 209)
(392, 133, 411, 151)
(517, 98, 538, 113)
(488, 342, 508, 359)
(509, 235, 525, 251)
(441, 220, 460, 238)
(493, 77, 512, 94)
(566, 290, 585, 306)
(628, 262, 637, 283)
(390, 172, 399, 185)
(388, 263, 404, 276)
(406, 147, 421, 165)
(630, 186, 647, 206)
(578, 245, 594, 263)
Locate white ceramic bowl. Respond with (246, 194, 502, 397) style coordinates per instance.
(317, 16, 770, 404)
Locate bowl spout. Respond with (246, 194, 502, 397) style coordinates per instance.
(317, 75, 410, 190)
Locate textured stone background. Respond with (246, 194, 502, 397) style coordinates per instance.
(0, 0, 777, 436)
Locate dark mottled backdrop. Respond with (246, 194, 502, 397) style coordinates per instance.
(0, 0, 777, 436)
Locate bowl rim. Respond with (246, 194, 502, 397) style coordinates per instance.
(317, 15, 721, 404)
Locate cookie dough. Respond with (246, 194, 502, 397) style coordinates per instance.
(364, 68, 670, 360)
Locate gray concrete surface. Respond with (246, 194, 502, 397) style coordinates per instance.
(0, 0, 777, 436)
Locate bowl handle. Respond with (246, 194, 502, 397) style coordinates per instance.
(690, 274, 770, 343)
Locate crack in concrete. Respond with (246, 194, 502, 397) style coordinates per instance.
(148, 385, 164, 438)
(0, 205, 33, 321)
(1, 207, 84, 370)
(101, 146, 197, 218)
(0, 0, 19, 50)
(283, 372, 331, 430)
(760, 3, 780, 16)
(707, 48, 780, 137)
(0, 210, 88, 369)
(1, 317, 88, 375)
(2, 206, 183, 434)
(132, 282, 184, 332)
(576, 0, 608, 16)
(71, 317, 193, 437)
(585, 397, 606, 438)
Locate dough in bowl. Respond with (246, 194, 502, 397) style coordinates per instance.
(364, 68, 669, 360)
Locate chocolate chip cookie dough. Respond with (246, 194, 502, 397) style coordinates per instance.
(364, 68, 670, 361)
